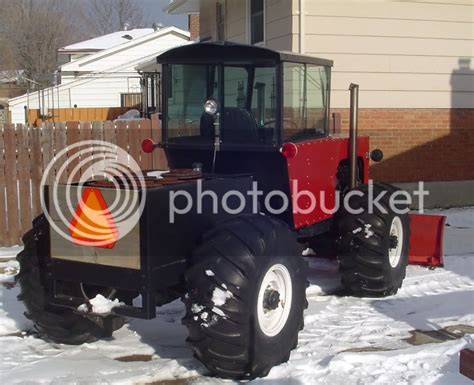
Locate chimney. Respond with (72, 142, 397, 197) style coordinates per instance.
(188, 14, 200, 41)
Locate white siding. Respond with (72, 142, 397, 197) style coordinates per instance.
(300, 0, 474, 108)
(194, 0, 473, 108)
(8, 28, 189, 123)
(198, 0, 293, 50)
(61, 33, 188, 73)
(8, 70, 142, 124)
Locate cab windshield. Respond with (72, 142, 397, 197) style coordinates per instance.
(165, 63, 277, 146)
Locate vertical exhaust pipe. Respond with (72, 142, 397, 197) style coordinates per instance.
(349, 83, 359, 189)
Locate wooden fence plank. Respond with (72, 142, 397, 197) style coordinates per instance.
(4, 124, 20, 245)
(128, 121, 141, 170)
(150, 114, 168, 170)
(80, 121, 92, 142)
(42, 123, 54, 185)
(55, 123, 68, 183)
(17, 124, 32, 234)
(103, 121, 116, 145)
(30, 126, 42, 218)
(139, 119, 153, 170)
(92, 121, 103, 142)
(91, 122, 105, 179)
(66, 121, 80, 182)
(116, 121, 129, 165)
(0, 125, 7, 245)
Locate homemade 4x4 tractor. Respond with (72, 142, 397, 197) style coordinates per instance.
(16, 42, 445, 380)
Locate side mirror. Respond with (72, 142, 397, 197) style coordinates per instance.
(370, 149, 384, 162)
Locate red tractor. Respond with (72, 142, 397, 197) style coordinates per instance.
(16, 42, 444, 380)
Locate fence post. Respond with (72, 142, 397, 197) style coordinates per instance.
(139, 119, 153, 170)
(42, 123, 54, 185)
(17, 124, 32, 235)
(150, 114, 168, 170)
(4, 124, 20, 245)
(55, 123, 68, 183)
(128, 121, 141, 167)
(0, 124, 7, 246)
(66, 121, 80, 182)
(30, 125, 42, 218)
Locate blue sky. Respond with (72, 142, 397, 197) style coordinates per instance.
(140, 0, 188, 29)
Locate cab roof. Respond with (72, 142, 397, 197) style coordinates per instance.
(157, 41, 333, 67)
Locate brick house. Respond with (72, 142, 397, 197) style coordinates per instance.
(165, 0, 474, 197)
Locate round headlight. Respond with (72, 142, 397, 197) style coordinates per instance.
(204, 99, 218, 115)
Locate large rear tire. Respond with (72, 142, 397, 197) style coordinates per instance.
(336, 183, 410, 297)
(15, 216, 125, 345)
(182, 215, 308, 380)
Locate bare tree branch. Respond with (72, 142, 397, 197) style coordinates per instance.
(0, 0, 82, 87)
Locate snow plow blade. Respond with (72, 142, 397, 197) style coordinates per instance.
(408, 214, 446, 267)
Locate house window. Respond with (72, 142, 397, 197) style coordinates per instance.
(216, 2, 225, 40)
(249, 0, 264, 45)
(121, 93, 142, 109)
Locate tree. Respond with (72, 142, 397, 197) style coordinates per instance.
(81, 0, 148, 36)
(0, 0, 82, 88)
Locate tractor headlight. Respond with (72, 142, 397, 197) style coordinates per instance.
(204, 99, 218, 115)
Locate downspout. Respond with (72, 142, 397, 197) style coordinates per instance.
(299, 0, 305, 54)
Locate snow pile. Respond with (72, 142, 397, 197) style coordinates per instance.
(0, 260, 19, 282)
(0, 246, 22, 260)
(212, 285, 233, 307)
(77, 295, 124, 314)
(0, 208, 472, 384)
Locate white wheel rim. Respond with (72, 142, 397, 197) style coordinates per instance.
(389, 216, 404, 268)
(257, 264, 293, 337)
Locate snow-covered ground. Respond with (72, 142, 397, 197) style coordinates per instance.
(0, 208, 473, 384)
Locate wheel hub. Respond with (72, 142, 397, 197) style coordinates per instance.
(388, 216, 404, 268)
(389, 235, 399, 250)
(257, 264, 293, 337)
(263, 289, 280, 311)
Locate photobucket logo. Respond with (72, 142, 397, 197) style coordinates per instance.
(169, 180, 429, 223)
(40, 140, 146, 247)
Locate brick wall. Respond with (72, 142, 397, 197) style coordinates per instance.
(331, 108, 474, 183)
(188, 15, 200, 41)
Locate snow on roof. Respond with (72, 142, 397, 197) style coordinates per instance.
(59, 28, 155, 53)
(58, 26, 190, 72)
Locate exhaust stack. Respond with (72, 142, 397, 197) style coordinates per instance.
(349, 83, 359, 189)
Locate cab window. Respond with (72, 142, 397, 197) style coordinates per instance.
(283, 62, 329, 141)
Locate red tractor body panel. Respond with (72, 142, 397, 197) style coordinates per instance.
(286, 136, 369, 228)
(408, 213, 446, 267)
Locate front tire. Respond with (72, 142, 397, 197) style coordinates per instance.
(182, 215, 308, 379)
(336, 183, 410, 297)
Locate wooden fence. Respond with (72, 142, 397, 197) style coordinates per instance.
(0, 117, 166, 246)
(27, 107, 131, 126)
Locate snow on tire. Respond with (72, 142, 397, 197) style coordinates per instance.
(182, 215, 308, 380)
(336, 183, 410, 298)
